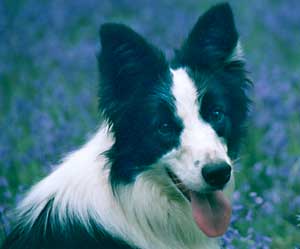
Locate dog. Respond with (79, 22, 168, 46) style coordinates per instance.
(1, 3, 250, 249)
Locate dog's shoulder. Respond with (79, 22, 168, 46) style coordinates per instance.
(1, 195, 135, 249)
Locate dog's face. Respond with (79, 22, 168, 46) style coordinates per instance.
(98, 3, 249, 239)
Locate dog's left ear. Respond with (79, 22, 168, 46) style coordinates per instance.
(175, 3, 239, 69)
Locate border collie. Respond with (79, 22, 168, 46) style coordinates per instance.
(1, 3, 250, 249)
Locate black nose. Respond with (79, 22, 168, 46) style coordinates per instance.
(202, 162, 231, 188)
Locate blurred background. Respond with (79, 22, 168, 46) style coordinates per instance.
(0, 0, 300, 248)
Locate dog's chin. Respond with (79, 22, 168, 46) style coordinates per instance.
(167, 170, 232, 238)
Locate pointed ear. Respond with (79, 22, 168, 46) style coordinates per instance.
(98, 23, 168, 96)
(176, 3, 239, 69)
(98, 23, 168, 123)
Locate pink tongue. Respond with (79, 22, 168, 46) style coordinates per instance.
(190, 191, 231, 237)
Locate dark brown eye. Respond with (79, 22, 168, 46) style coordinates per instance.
(209, 108, 225, 124)
(158, 122, 173, 135)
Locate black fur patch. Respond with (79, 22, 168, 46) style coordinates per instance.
(193, 61, 251, 158)
(98, 24, 183, 188)
(1, 200, 136, 249)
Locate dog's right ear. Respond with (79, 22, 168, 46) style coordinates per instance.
(174, 3, 239, 70)
(98, 23, 168, 125)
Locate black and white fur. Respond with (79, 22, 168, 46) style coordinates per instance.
(1, 3, 250, 249)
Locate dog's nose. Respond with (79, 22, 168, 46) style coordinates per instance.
(202, 162, 231, 188)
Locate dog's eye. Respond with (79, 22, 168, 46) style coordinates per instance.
(158, 122, 173, 135)
(209, 108, 225, 124)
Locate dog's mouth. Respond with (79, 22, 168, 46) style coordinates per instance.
(167, 170, 232, 237)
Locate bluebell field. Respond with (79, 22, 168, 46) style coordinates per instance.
(0, 0, 300, 248)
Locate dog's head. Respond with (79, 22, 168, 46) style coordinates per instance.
(98, 3, 250, 239)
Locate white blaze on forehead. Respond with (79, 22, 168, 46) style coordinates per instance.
(171, 68, 215, 142)
(169, 68, 231, 191)
(171, 68, 201, 125)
